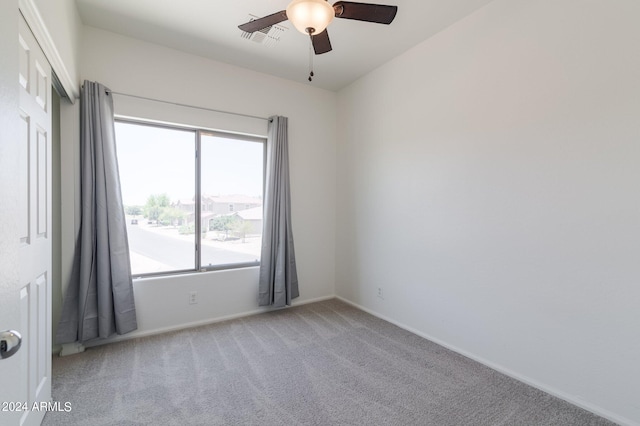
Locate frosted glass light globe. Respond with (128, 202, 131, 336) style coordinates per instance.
(286, 0, 335, 35)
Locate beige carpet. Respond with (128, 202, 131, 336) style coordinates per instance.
(44, 299, 614, 425)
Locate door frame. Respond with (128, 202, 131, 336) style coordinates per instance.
(19, 0, 79, 102)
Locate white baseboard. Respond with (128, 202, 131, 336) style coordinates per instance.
(81, 294, 336, 349)
(335, 295, 635, 426)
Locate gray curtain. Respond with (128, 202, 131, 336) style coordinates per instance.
(56, 80, 137, 344)
(258, 116, 299, 307)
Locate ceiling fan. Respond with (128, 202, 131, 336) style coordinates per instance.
(238, 0, 398, 57)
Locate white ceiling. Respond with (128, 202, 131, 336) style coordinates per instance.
(75, 0, 495, 91)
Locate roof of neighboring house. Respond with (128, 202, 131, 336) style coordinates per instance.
(202, 194, 262, 205)
(236, 206, 263, 221)
(221, 206, 263, 221)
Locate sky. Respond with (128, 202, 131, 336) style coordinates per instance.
(115, 121, 264, 206)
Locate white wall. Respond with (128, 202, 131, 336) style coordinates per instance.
(336, 0, 640, 424)
(66, 27, 337, 343)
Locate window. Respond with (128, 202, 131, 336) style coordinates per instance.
(115, 120, 265, 276)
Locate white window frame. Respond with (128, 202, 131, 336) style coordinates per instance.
(115, 117, 266, 278)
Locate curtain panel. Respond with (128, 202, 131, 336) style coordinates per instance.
(258, 116, 299, 307)
(57, 81, 137, 343)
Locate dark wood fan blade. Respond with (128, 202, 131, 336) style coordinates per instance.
(238, 10, 288, 33)
(311, 30, 332, 55)
(333, 1, 397, 24)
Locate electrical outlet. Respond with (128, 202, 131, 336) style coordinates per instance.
(377, 287, 384, 299)
(189, 291, 198, 305)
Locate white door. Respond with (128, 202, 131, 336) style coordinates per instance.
(0, 15, 53, 426)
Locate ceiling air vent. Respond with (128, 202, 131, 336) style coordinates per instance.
(240, 15, 287, 47)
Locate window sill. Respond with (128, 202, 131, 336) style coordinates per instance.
(132, 262, 260, 282)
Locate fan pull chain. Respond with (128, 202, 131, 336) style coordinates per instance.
(308, 36, 314, 82)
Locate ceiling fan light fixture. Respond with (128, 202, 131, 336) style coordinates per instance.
(286, 0, 335, 35)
